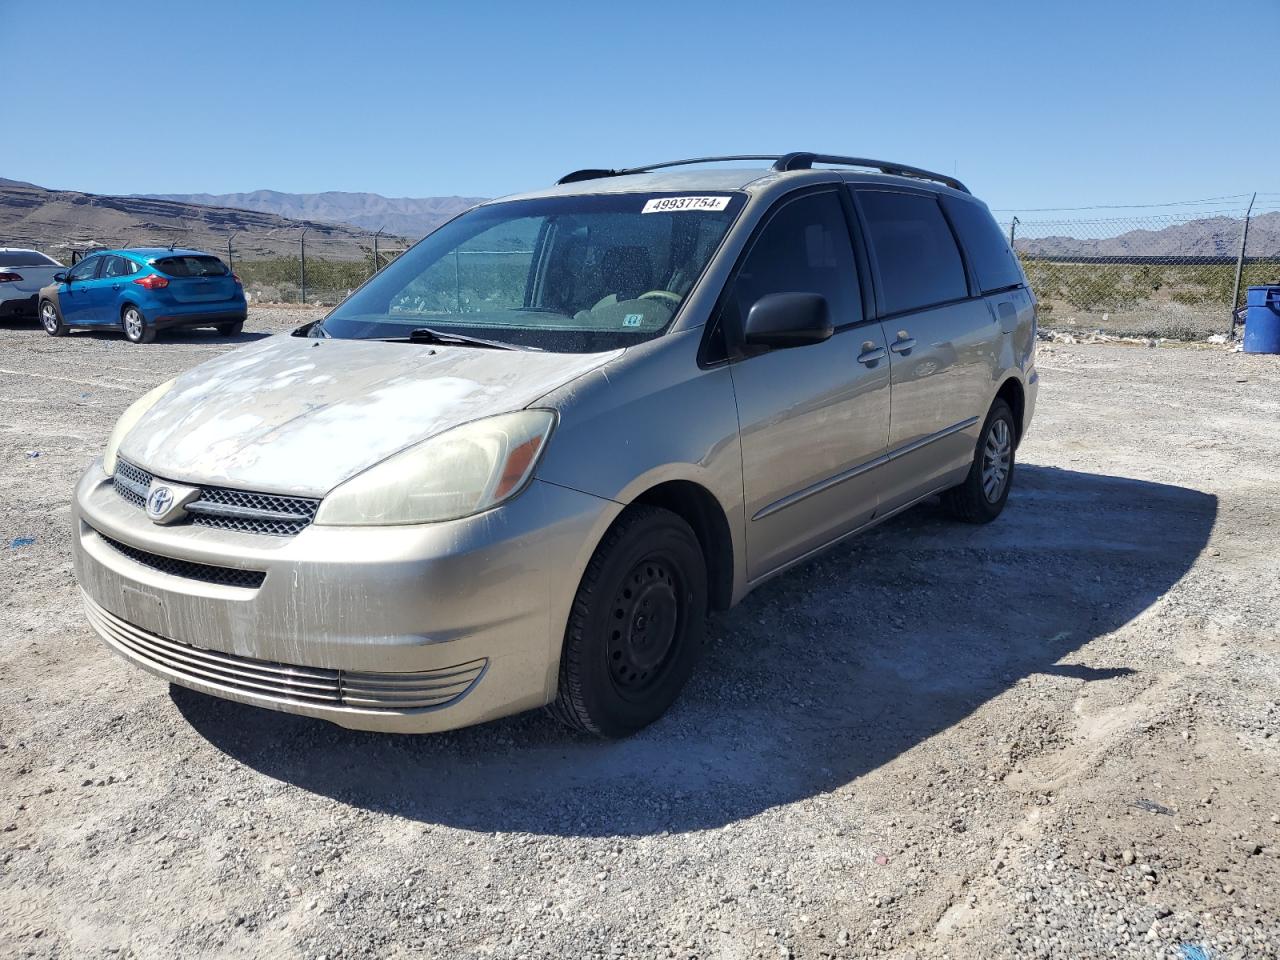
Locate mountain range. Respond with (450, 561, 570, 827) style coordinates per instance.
(137, 190, 485, 239)
(0, 177, 385, 261)
(5, 175, 1277, 264)
(1014, 211, 1280, 259)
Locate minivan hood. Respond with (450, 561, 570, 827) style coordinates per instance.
(119, 335, 619, 496)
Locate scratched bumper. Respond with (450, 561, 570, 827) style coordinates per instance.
(71, 462, 620, 733)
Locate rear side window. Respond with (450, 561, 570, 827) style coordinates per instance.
(0, 251, 58, 267)
(154, 255, 229, 278)
(101, 256, 137, 279)
(943, 196, 1023, 293)
(857, 190, 968, 315)
(729, 190, 861, 331)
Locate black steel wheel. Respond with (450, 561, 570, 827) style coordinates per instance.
(550, 505, 707, 738)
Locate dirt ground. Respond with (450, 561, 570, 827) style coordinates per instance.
(1, 306, 1277, 960)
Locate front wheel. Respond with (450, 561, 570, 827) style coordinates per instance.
(941, 399, 1016, 523)
(549, 506, 707, 738)
(122, 305, 155, 344)
(40, 300, 67, 337)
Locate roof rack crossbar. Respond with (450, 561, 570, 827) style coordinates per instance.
(772, 152, 969, 193)
(556, 154, 970, 194)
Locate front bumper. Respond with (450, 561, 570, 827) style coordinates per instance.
(72, 463, 620, 732)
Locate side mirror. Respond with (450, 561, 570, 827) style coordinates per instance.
(743, 292, 833, 349)
(53, 272, 68, 283)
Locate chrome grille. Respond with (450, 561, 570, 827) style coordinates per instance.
(112, 459, 320, 537)
(187, 488, 319, 537)
(113, 459, 150, 508)
(95, 528, 266, 589)
(83, 592, 486, 712)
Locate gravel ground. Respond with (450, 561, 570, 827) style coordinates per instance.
(2, 306, 1278, 960)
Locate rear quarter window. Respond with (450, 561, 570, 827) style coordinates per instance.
(942, 196, 1025, 294)
(154, 255, 229, 278)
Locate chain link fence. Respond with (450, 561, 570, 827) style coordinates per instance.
(999, 197, 1280, 341)
(13, 196, 1280, 337)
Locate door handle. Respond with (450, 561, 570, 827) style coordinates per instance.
(857, 342, 886, 365)
(890, 332, 916, 354)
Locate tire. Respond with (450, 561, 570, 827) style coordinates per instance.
(121, 305, 155, 344)
(942, 399, 1016, 523)
(40, 300, 67, 337)
(549, 505, 708, 738)
(217, 320, 244, 337)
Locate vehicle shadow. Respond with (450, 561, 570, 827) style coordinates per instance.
(74, 328, 271, 345)
(174, 464, 1216, 837)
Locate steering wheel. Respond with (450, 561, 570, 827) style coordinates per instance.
(638, 290, 681, 305)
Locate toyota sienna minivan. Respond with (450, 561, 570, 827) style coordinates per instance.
(72, 153, 1038, 738)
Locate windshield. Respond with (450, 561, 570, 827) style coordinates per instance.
(319, 192, 746, 352)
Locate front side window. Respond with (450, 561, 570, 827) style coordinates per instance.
(320, 192, 747, 353)
(724, 190, 861, 341)
(857, 190, 969, 315)
(67, 256, 101, 282)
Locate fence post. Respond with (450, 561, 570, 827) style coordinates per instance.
(299, 228, 308, 305)
(226, 233, 235, 272)
(1229, 193, 1256, 338)
(373, 228, 383, 275)
(1008, 216, 1019, 248)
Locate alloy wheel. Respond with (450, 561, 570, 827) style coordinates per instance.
(124, 308, 143, 340)
(982, 418, 1012, 502)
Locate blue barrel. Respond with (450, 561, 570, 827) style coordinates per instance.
(1243, 285, 1280, 354)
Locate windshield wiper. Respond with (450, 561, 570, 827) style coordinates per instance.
(391, 327, 520, 350)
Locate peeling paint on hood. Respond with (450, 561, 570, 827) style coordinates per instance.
(119, 335, 619, 496)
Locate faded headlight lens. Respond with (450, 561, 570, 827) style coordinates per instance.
(102, 378, 176, 476)
(314, 410, 556, 526)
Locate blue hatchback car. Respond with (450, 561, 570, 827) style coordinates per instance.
(38, 248, 247, 344)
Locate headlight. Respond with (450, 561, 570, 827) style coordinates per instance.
(314, 410, 556, 526)
(103, 378, 176, 476)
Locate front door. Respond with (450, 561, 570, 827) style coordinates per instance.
(59, 255, 103, 325)
(727, 189, 891, 581)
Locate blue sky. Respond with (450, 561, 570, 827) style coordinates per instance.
(2, 0, 1276, 213)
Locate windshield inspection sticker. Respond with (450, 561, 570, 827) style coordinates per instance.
(642, 195, 731, 214)
(623, 314, 644, 327)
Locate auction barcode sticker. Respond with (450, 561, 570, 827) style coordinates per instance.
(641, 195, 731, 214)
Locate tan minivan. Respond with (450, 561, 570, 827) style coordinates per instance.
(73, 153, 1038, 738)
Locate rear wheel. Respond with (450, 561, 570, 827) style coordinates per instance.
(549, 506, 707, 738)
(122, 305, 155, 344)
(942, 399, 1015, 523)
(217, 320, 244, 337)
(40, 300, 67, 337)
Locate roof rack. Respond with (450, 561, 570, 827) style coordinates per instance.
(556, 153, 970, 194)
